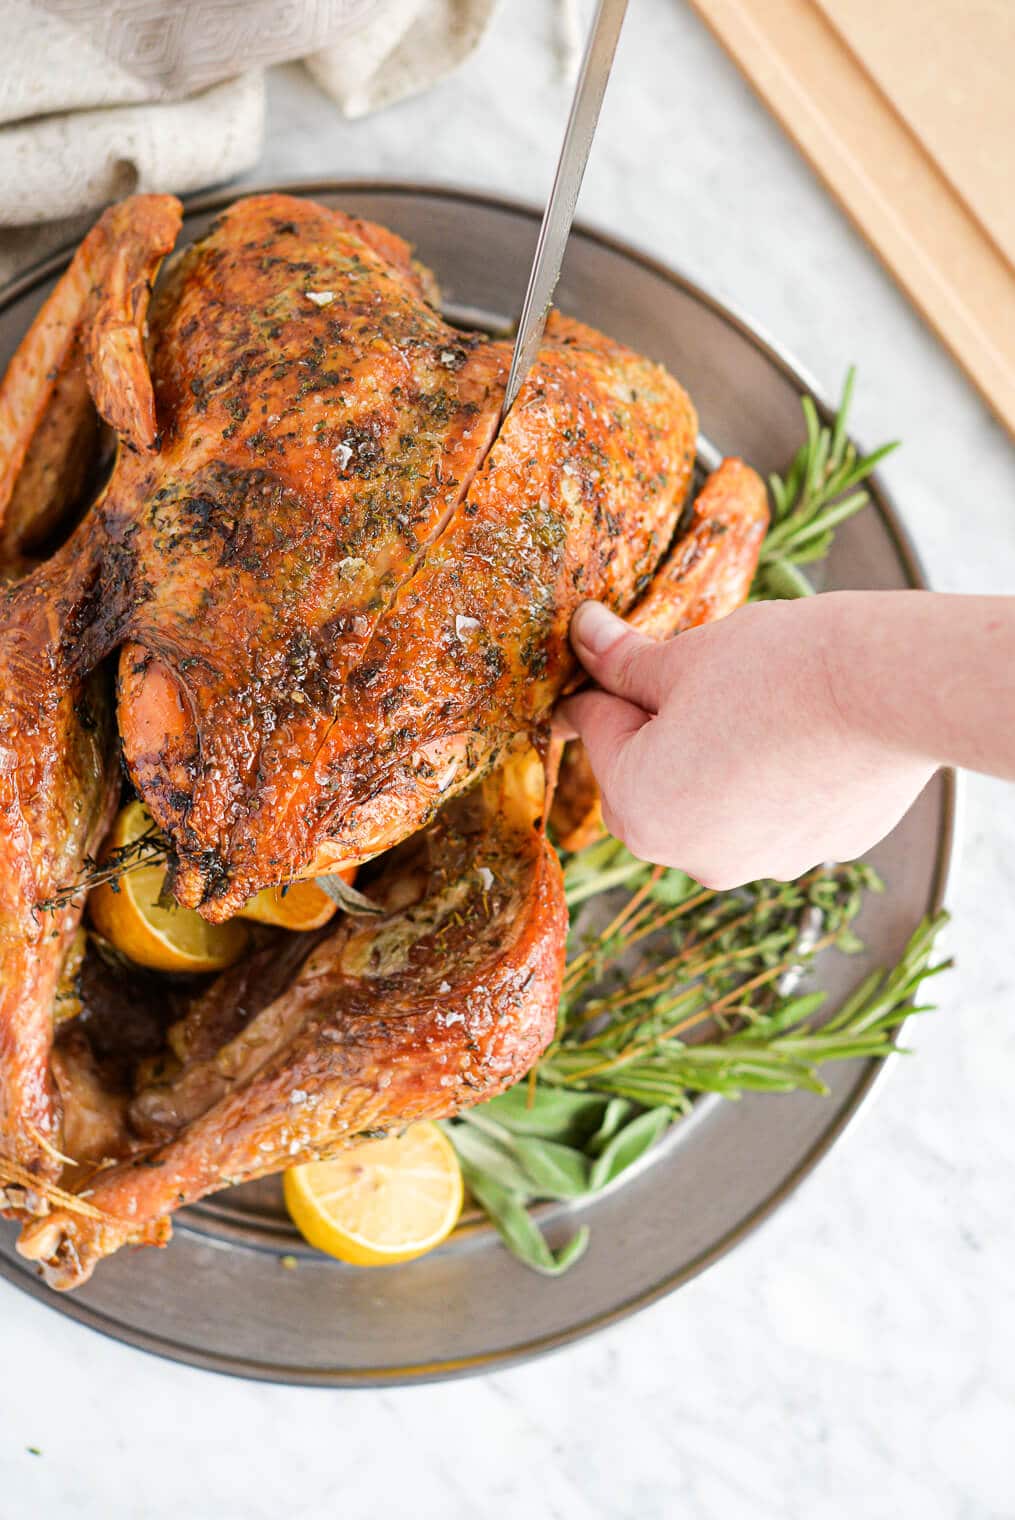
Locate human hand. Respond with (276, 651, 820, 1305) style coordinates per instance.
(555, 594, 941, 889)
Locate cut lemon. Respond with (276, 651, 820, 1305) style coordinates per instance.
(87, 800, 249, 974)
(239, 869, 355, 931)
(283, 1122, 464, 1266)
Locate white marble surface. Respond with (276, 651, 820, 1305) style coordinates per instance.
(3, 2, 1015, 1515)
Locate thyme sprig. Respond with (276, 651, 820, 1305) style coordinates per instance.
(37, 823, 168, 914)
(543, 850, 883, 1104)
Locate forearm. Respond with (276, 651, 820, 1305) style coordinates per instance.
(827, 591, 1015, 780)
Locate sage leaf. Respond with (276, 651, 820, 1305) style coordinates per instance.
(316, 874, 384, 916)
(552, 1228, 592, 1273)
(447, 1123, 534, 1195)
(511, 1136, 590, 1199)
(477, 1086, 609, 1143)
(454, 1108, 515, 1144)
(586, 1097, 635, 1156)
(462, 1167, 589, 1276)
(588, 1106, 671, 1192)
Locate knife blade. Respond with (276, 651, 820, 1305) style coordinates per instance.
(502, 0, 629, 416)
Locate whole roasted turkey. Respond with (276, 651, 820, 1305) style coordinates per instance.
(0, 193, 767, 1286)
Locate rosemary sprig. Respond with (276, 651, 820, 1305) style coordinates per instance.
(752, 367, 899, 601)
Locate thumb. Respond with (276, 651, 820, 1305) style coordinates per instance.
(570, 601, 671, 713)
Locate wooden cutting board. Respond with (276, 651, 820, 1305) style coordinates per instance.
(688, 0, 1015, 435)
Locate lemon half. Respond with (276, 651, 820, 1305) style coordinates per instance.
(284, 1122, 464, 1266)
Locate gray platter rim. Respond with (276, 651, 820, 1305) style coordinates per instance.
(0, 180, 955, 1386)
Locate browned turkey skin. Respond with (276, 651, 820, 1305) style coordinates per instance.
(0, 193, 767, 1284)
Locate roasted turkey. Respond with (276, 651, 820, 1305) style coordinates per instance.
(0, 193, 767, 1286)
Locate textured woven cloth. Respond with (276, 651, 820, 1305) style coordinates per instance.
(0, 0, 497, 226)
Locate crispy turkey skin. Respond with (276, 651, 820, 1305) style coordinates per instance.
(109, 195, 698, 917)
(0, 192, 768, 1280)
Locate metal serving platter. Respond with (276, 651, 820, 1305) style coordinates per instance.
(0, 183, 954, 1385)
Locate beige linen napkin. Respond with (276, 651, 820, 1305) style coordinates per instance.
(0, 0, 497, 227)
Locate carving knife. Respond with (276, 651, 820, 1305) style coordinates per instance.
(502, 0, 629, 415)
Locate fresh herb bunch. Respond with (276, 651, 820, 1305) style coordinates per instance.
(448, 847, 948, 1274)
(445, 374, 948, 1275)
(751, 367, 898, 601)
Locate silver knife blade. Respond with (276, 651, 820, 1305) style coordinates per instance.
(502, 0, 629, 416)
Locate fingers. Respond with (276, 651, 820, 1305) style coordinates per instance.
(555, 688, 649, 799)
(550, 707, 579, 742)
(570, 601, 673, 714)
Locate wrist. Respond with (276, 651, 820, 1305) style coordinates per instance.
(819, 590, 1015, 780)
(817, 591, 946, 768)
